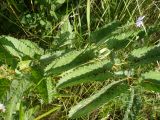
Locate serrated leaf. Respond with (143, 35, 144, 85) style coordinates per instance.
(123, 88, 141, 120)
(56, 60, 113, 88)
(131, 46, 154, 58)
(0, 36, 44, 58)
(140, 71, 160, 92)
(45, 49, 96, 76)
(69, 80, 129, 118)
(101, 30, 139, 50)
(91, 21, 120, 43)
(46, 77, 54, 103)
(45, 50, 82, 71)
(129, 46, 160, 65)
(45, 50, 82, 75)
(0, 45, 18, 68)
(40, 50, 65, 66)
(123, 88, 135, 120)
(106, 38, 129, 50)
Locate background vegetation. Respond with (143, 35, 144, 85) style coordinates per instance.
(0, 0, 160, 119)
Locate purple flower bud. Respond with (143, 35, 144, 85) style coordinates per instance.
(136, 16, 145, 27)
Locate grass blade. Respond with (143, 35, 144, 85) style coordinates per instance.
(34, 106, 61, 120)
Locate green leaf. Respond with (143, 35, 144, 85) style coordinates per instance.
(101, 30, 139, 50)
(45, 50, 83, 75)
(69, 80, 129, 118)
(19, 63, 53, 103)
(56, 60, 113, 88)
(40, 50, 65, 66)
(0, 45, 18, 68)
(30, 66, 49, 102)
(0, 36, 44, 58)
(140, 71, 160, 92)
(106, 38, 129, 50)
(45, 49, 96, 76)
(53, 15, 75, 48)
(46, 77, 54, 103)
(129, 45, 160, 65)
(123, 88, 141, 120)
(91, 21, 120, 43)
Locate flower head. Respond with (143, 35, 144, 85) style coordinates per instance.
(136, 16, 145, 27)
(0, 103, 6, 112)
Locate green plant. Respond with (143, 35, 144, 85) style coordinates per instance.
(55, 21, 160, 119)
(0, 33, 97, 119)
(0, 0, 160, 119)
(0, 19, 159, 119)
